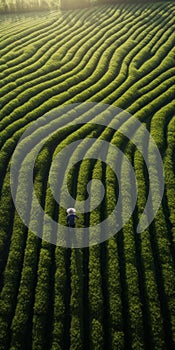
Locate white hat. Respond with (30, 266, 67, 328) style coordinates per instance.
(67, 208, 76, 214)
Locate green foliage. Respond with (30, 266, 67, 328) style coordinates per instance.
(0, 4, 175, 350)
(70, 250, 84, 350)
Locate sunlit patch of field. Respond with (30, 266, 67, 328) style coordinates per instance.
(0, 3, 175, 349)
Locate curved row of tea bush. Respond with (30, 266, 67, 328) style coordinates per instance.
(0, 3, 175, 350)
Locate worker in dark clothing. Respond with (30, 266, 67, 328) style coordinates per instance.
(66, 208, 78, 228)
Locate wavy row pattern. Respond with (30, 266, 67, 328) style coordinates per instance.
(0, 3, 175, 350)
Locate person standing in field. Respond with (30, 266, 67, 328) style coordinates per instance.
(67, 208, 78, 228)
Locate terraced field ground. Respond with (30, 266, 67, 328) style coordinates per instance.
(0, 2, 175, 349)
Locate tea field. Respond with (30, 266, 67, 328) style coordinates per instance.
(0, 2, 175, 349)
